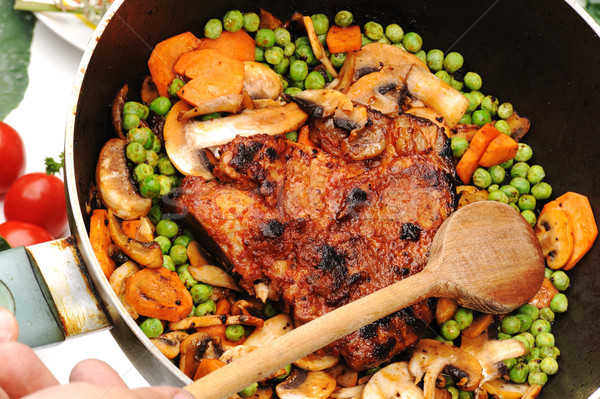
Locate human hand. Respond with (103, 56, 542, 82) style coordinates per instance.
(0, 308, 194, 399)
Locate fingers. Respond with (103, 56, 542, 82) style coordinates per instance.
(24, 382, 195, 399)
(69, 359, 129, 388)
(0, 308, 19, 343)
(0, 341, 59, 398)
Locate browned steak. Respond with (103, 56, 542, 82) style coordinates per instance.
(178, 112, 456, 370)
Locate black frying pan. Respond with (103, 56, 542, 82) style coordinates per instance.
(65, 0, 600, 396)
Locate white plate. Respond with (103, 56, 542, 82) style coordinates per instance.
(34, 11, 94, 51)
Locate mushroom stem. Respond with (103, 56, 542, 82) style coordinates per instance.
(107, 210, 163, 268)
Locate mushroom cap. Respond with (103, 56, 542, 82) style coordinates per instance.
(275, 368, 337, 399)
(243, 61, 284, 100)
(363, 362, 424, 399)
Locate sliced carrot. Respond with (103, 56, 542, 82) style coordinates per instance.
(197, 30, 255, 62)
(194, 358, 226, 380)
(90, 209, 116, 279)
(461, 314, 494, 338)
(326, 25, 362, 54)
(528, 278, 559, 309)
(215, 298, 231, 315)
(455, 123, 501, 183)
(478, 133, 519, 167)
(542, 192, 598, 270)
(173, 48, 245, 80)
(147, 32, 201, 97)
(124, 267, 193, 322)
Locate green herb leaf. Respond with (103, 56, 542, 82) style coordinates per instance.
(0, 235, 11, 252)
(0, 0, 35, 119)
(45, 151, 64, 175)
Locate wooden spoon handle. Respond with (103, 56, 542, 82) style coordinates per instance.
(184, 270, 437, 399)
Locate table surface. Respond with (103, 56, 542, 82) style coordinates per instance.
(3, 19, 149, 388)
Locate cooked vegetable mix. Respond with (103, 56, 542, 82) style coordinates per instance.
(92, 7, 597, 398)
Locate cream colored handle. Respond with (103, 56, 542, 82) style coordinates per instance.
(184, 270, 437, 399)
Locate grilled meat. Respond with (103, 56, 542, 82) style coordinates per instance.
(178, 112, 456, 370)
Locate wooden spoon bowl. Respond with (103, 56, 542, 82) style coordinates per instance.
(185, 201, 545, 399)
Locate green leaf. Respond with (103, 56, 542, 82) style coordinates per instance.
(0, 0, 34, 120)
(0, 235, 11, 252)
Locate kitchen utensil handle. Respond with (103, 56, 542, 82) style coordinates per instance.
(0, 237, 110, 347)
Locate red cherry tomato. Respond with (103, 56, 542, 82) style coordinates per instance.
(4, 173, 68, 238)
(0, 221, 53, 247)
(0, 121, 26, 194)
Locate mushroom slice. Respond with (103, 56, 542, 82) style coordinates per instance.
(330, 385, 365, 399)
(151, 331, 189, 360)
(325, 362, 358, 388)
(111, 84, 128, 140)
(329, 51, 356, 94)
(333, 105, 368, 132)
(345, 70, 406, 116)
(456, 186, 490, 209)
(219, 345, 289, 380)
(244, 313, 294, 348)
(253, 281, 270, 303)
(96, 138, 152, 220)
(169, 314, 264, 331)
(409, 339, 483, 399)
(179, 332, 216, 379)
(482, 379, 539, 399)
(183, 103, 308, 149)
(363, 362, 424, 399)
(353, 43, 424, 80)
(461, 334, 527, 384)
(293, 350, 340, 371)
(188, 264, 242, 292)
(109, 261, 140, 297)
(275, 368, 336, 399)
(164, 100, 215, 180)
(303, 16, 338, 78)
(405, 107, 452, 137)
(243, 61, 284, 100)
(289, 89, 353, 118)
(179, 94, 247, 120)
(107, 210, 163, 268)
(231, 299, 264, 317)
(534, 207, 574, 269)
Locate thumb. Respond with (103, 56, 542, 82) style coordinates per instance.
(0, 308, 18, 343)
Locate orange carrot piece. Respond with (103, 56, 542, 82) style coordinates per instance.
(326, 25, 362, 54)
(173, 48, 245, 80)
(90, 209, 116, 279)
(478, 133, 519, 167)
(455, 124, 501, 183)
(124, 267, 193, 322)
(193, 359, 226, 380)
(147, 32, 201, 97)
(461, 314, 494, 338)
(297, 125, 313, 147)
(542, 192, 598, 270)
(195, 325, 245, 347)
(215, 298, 231, 315)
(528, 278, 559, 309)
(435, 298, 459, 325)
(197, 30, 255, 62)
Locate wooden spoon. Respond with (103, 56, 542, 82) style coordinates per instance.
(184, 201, 545, 399)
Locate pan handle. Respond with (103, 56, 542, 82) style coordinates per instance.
(0, 237, 110, 347)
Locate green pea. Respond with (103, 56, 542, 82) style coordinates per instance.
(472, 168, 492, 188)
(414, 50, 427, 64)
(435, 335, 453, 344)
(149, 96, 172, 116)
(472, 109, 491, 127)
(305, 71, 326, 90)
(295, 44, 315, 64)
(540, 357, 558, 375)
(440, 320, 461, 340)
(487, 165, 506, 184)
(402, 32, 423, 53)
(270, 27, 290, 48)
(162, 255, 175, 271)
(123, 113, 140, 130)
(225, 324, 245, 342)
(168, 78, 185, 97)
(550, 293, 568, 313)
(501, 315, 521, 335)
(223, 10, 243, 32)
(154, 236, 172, 254)
(242, 12, 260, 32)
(527, 358, 541, 373)
(146, 151, 159, 168)
(238, 382, 258, 398)
(151, 137, 161, 153)
(515, 143, 533, 162)
(498, 102, 514, 119)
(133, 162, 154, 182)
(500, 158, 514, 169)
(177, 264, 196, 289)
(139, 317, 163, 338)
(156, 219, 178, 238)
(550, 270, 570, 291)
(283, 131, 298, 142)
(531, 182, 552, 200)
(157, 174, 170, 195)
(170, 244, 188, 266)
(535, 332, 555, 347)
(508, 203, 520, 213)
(458, 113, 472, 124)
(334, 10, 353, 27)
(526, 347, 541, 362)
(454, 307, 473, 329)
(330, 52, 347, 68)
(255, 29, 276, 48)
(504, 358, 518, 370)
(510, 162, 529, 178)
(541, 345, 560, 359)
(464, 72, 482, 91)
(481, 95, 499, 117)
(521, 210, 536, 227)
(497, 332, 513, 340)
(149, 204, 161, 225)
(510, 177, 530, 195)
(276, 364, 292, 380)
(128, 127, 153, 149)
(435, 70, 452, 84)
(451, 77, 464, 91)
(265, 46, 284, 65)
(518, 194, 536, 211)
(516, 313, 533, 333)
(284, 87, 303, 96)
(201, 112, 222, 121)
(464, 93, 478, 113)
(426, 49, 445, 72)
(499, 185, 519, 204)
(526, 165, 545, 185)
(363, 21, 384, 40)
(494, 120, 511, 135)
(458, 390, 474, 399)
(254, 46, 265, 62)
(190, 283, 213, 304)
(488, 189, 509, 204)
(444, 52, 464, 73)
(140, 175, 160, 198)
(195, 299, 216, 316)
(488, 184, 500, 192)
(384, 23, 404, 43)
(470, 90, 484, 106)
(447, 386, 460, 399)
(157, 157, 176, 176)
(173, 235, 192, 248)
(545, 267, 553, 279)
(539, 307, 555, 323)
(263, 301, 279, 318)
(283, 42, 296, 57)
(295, 36, 310, 47)
(204, 18, 222, 39)
(311, 14, 329, 35)
(289, 60, 309, 81)
(515, 332, 535, 350)
(451, 136, 469, 158)
(123, 101, 147, 120)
